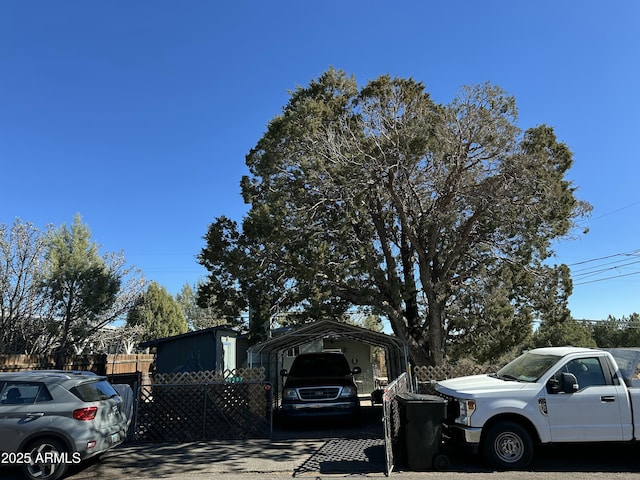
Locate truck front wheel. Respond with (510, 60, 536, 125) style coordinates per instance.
(483, 421, 534, 470)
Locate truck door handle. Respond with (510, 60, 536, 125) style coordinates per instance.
(601, 396, 616, 403)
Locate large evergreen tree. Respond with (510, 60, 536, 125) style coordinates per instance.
(532, 318, 597, 349)
(591, 314, 640, 347)
(199, 69, 591, 365)
(127, 281, 188, 342)
(176, 282, 228, 330)
(2, 215, 143, 355)
(41, 215, 122, 356)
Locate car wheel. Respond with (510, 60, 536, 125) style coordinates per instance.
(433, 453, 450, 470)
(23, 438, 70, 480)
(483, 421, 534, 470)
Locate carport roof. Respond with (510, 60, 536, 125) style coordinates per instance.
(248, 320, 409, 383)
(248, 319, 406, 355)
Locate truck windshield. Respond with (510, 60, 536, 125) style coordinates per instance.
(496, 352, 561, 382)
(289, 354, 351, 377)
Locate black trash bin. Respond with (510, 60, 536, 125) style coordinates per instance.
(397, 392, 449, 470)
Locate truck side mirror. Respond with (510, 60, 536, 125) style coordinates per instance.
(547, 373, 580, 394)
(560, 372, 579, 393)
(546, 377, 560, 394)
(280, 369, 288, 377)
(352, 366, 362, 375)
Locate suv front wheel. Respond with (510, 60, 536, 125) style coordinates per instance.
(23, 437, 70, 480)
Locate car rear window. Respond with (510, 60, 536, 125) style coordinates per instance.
(70, 380, 118, 402)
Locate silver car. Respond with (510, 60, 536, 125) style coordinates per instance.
(0, 370, 128, 480)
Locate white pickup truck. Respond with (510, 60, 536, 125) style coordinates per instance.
(435, 346, 640, 469)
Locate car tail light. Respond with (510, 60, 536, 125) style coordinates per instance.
(73, 406, 98, 420)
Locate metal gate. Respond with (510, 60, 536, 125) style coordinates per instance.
(382, 372, 410, 476)
(134, 381, 273, 442)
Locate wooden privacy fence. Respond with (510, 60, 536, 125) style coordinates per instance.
(103, 354, 155, 375)
(0, 353, 155, 375)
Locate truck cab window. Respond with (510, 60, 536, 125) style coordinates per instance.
(556, 357, 606, 390)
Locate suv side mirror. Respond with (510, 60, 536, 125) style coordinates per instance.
(352, 366, 362, 375)
(280, 369, 288, 377)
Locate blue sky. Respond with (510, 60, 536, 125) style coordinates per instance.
(1, 1, 638, 321)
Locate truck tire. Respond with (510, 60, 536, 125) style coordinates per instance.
(483, 421, 534, 470)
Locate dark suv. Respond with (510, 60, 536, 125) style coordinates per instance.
(279, 352, 361, 422)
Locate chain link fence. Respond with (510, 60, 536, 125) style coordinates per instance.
(382, 372, 410, 476)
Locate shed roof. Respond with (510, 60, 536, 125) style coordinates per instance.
(139, 325, 237, 348)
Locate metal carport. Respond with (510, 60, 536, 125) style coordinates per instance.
(247, 320, 409, 404)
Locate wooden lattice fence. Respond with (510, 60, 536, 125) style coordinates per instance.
(152, 367, 266, 384)
(134, 368, 272, 442)
(413, 362, 500, 393)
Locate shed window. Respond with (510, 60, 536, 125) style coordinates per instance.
(285, 347, 300, 358)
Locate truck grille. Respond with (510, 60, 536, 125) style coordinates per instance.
(437, 393, 460, 422)
(297, 387, 341, 401)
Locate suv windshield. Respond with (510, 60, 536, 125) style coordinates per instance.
(289, 354, 352, 377)
(496, 352, 561, 382)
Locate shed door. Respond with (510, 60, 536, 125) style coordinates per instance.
(221, 336, 236, 371)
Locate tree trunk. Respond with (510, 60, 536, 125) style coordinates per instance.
(425, 303, 446, 366)
(56, 288, 75, 368)
(387, 304, 447, 367)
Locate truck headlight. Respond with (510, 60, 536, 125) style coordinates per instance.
(283, 388, 299, 400)
(456, 399, 476, 426)
(340, 386, 356, 398)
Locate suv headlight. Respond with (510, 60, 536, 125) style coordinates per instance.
(456, 399, 476, 426)
(283, 388, 299, 400)
(340, 386, 356, 398)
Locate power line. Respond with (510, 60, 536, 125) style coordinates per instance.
(566, 249, 640, 286)
(574, 270, 640, 286)
(588, 200, 640, 223)
(572, 259, 640, 280)
(568, 249, 640, 267)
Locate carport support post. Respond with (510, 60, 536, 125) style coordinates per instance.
(275, 350, 282, 409)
